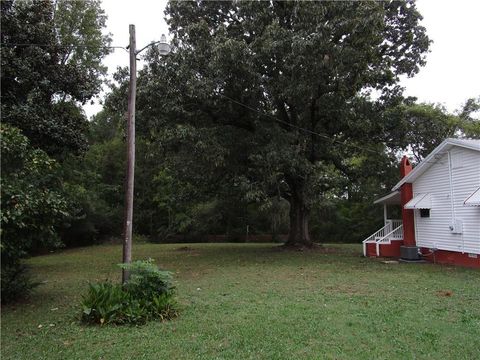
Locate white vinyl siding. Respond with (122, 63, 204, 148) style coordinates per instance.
(412, 147, 480, 254)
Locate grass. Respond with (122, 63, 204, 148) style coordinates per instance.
(1, 243, 480, 360)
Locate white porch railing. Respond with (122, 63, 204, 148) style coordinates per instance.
(362, 220, 403, 256)
(387, 219, 402, 230)
(375, 224, 403, 257)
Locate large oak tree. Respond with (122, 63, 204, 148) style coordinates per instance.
(139, 0, 430, 247)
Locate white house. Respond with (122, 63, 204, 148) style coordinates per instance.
(363, 138, 480, 268)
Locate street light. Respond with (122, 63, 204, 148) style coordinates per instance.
(123, 24, 170, 284)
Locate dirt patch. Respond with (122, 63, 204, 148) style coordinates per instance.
(278, 243, 325, 252)
(436, 290, 453, 297)
(176, 246, 195, 252)
(276, 244, 359, 256)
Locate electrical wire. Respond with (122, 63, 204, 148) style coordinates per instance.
(2, 41, 463, 163)
(0, 43, 128, 51)
(217, 93, 380, 155)
(217, 93, 461, 166)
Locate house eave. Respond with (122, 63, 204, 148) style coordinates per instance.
(373, 191, 401, 205)
(392, 138, 480, 191)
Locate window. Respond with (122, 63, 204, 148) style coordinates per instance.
(420, 209, 430, 218)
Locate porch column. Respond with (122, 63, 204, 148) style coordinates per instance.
(383, 203, 388, 226)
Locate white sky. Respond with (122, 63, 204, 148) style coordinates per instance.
(84, 0, 480, 118)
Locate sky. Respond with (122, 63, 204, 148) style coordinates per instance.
(84, 0, 480, 118)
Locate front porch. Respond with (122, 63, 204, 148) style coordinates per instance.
(363, 191, 403, 257)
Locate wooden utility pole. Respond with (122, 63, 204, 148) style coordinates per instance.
(122, 24, 136, 284)
(121, 26, 170, 284)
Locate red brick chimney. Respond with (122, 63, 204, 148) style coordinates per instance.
(400, 156, 415, 246)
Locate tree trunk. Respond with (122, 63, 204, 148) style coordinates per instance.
(284, 180, 314, 248)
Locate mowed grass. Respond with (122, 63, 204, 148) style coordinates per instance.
(1, 243, 480, 360)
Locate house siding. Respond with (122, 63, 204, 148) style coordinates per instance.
(412, 147, 480, 254)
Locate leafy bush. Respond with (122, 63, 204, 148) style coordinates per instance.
(1, 124, 70, 303)
(80, 282, 128, 325)
(80, 259, 177, 325)
(0, 263, 39, 304)
(119, 259, 174, 299)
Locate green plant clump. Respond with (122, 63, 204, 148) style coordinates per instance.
(80, 259, 177, 325)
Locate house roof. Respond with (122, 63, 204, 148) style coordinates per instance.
(391, 138, 480, 191)
(373, 191, 401, 205)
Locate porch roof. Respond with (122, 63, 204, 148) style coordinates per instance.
(373, 191, 401, 205)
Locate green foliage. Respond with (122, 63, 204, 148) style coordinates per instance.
(1, 0, 115, 296)
(81, 260, 177, 325)
(457, 97, 480, 139)
(385, 101, 480, 162)
(80, 282, 128, 325)
(1, 0, 111, 157)
(134, 0, 431, 246)
(1, 124, 71, 302)
(60, 137, 125, 246)
(0, 263, 39, 304)
(0, 127, 68, 255)
(119, 259, 175, 300)
(310, 200, 384, 243)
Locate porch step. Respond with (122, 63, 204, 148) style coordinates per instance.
(365, 240, 404, 257)
(362, 222, 403, 257)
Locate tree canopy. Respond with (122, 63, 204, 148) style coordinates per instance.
(135, 0, 430, 247)
(1, 0, 111, 157)
(0, 0, 111, 302)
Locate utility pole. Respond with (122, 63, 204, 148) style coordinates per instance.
(122, 25, 170, 284)
(123, 24, 136, 283)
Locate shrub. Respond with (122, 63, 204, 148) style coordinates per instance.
(1, 124, 70, 303)
(119, 259, 174, 299)
(80, 259, 177, 325)
(132, 234, 149, 244)
(0, 263, 39, 304)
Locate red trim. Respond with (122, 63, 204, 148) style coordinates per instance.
(366, 241, 403, 257)
(400, 183, 416, 246)
(366, 243, 480, 268)
(400, 156, 413, 178)
(399, 156, 416, 246)
(379, 240, 403, 257)
(365, 243, 377, 257)
(420, 248, 480, 269)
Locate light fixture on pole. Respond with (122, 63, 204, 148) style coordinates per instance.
(158, 34, 171, 56)
(123, 25, 170, 284)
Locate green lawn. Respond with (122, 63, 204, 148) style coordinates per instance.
(1, 243, 479, 360)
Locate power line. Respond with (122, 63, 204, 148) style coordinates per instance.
(217, 93, 459, 166)
(217, 93, 380, 155)
(2, 41, 453, 163)
(0, 42, 128, 51)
